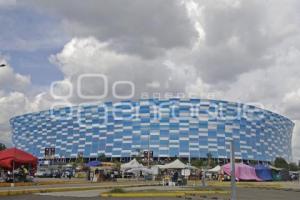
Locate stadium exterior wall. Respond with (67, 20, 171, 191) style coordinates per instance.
(10, 99, 294, 162)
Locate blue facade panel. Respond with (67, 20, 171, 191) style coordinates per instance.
(10, 99, 294, 161)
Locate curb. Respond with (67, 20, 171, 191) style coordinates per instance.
(100, 191, 230, 198)
(207, 182, 283, 190)
(207, 182, 300, 193)
(0, 181, 84, 188)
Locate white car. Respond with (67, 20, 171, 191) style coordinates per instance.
(35, 169, 51, 177)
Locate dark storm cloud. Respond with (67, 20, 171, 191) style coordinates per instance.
(25, 0, 198, 58)
(191, 0, 300, 83)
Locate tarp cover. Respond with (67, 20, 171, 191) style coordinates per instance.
(86, 160, 101, 167)
(0, 148, 38, 170)
(222, 163, 261, 181)
(120, 159, 144, 171)
(255, 165, 273, 181)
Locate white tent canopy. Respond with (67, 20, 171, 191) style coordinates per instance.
(127, 167, 154, 175)
(159, 159, 194, 169)
(269, 165, 283, 171)
(186, 164, 199, 170)
(208, 165, 221, 173)
(120, 159, 144, 171)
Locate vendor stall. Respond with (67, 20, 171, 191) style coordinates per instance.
(0, 148, 38, 182)
(222, 163, 261, 181)
(89, 162, 118, 182)
(120, 159, 144, 172)
(0, 148, 38, 170)
(207, 165, 222, 180)
(158, 159, 197, 186)
(269, 165, 283, 181)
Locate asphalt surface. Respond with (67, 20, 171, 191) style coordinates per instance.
(0, 181, 158, 191)
(1, 188, 300, 200)
(35, 185, 194, 197)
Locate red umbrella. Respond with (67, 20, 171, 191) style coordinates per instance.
(0, 148, 38, 170)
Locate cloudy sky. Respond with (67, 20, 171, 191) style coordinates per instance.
(0, 0, 300, 162)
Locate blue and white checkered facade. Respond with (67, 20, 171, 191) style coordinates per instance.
(10, 99, 294, 161)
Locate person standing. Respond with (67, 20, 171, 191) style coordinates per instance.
(200, 169, 206, 187)
(218, 169, 224, 182)
(172, 171, 178, 186)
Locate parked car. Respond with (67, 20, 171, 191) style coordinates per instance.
(35, 169, 52, 178)
(51, 169, 62, 178)
(61, 168, 73, 178)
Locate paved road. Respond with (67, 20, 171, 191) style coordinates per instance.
(0, 181, 158, 192)
(36, 186, 189, 197)
(236, 188, 300, 200)
(2, 187, 300, 200)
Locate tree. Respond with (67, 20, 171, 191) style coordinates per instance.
(0, 143, 6, 151)
(191, 159, 204, 168)
(206, 152, 217, 168)
(274, 157, 289, 169)
(207, 152, 213, 167)
(288, 163, 299, 171)
(75, 153, 84, 165)
(97, 153, 107, 162)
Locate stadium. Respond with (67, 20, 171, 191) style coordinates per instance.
(10, 98, 294, 162)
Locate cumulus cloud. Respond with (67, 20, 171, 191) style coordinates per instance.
(0, 92, 31, 144)
(0, 57, 31, 92)
(0, 57, 31, 144)
(283, 88, 300, 119)
(49, 37, 196, 103)
(0, 57, 54, 145)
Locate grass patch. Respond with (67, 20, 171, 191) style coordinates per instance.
(193, 187, 225, 191)
(109, 188, 126, 193)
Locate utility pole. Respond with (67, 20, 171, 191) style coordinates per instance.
(230, 139, 237, 200)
